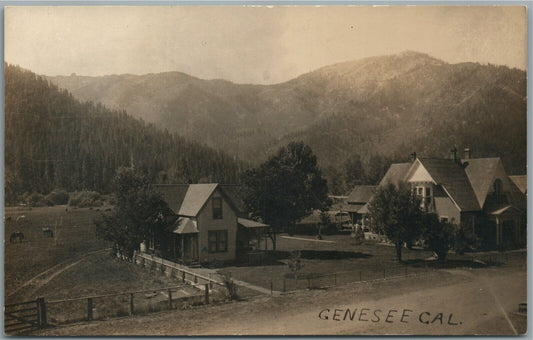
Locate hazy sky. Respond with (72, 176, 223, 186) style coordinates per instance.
(4, 6, 527, 84)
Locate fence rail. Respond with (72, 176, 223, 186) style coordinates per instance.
(259, 250, 527, 294)
(134, 252, 225, 289)
(5, 298, 46, 334)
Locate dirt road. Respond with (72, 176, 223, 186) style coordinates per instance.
(35, 265, 526, 336)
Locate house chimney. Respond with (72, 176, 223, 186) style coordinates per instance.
(464, 147, 471, 160)
(450, 147, 458, 162)
(410, 152, 417, 162)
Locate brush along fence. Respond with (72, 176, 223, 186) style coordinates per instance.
(45, 283, 225, 325)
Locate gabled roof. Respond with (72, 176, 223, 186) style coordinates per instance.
(378, 162, 412, 187)
(219, 184, 246, 214)
(416, 158, 480, 212)
(178, 184, 219, 217)
(156, 183, 242, 217)
(462, 157, 500, 207)
(509, 175, 527, 194)
(173, 217, 198, 234)
(347, 185, 376, 204)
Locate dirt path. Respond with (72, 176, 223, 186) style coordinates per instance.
(7, 248, 111, 301)
(35, 266, 526, 336)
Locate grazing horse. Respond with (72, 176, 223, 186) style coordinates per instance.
(9, 231, 24, 243)
(42, 227, 54, 237)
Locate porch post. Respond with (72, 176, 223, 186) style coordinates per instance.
(496, 217, 501, 246)
(181, 236, 184, 260)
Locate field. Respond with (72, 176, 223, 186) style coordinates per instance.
(4, 206, 109, 301)
(4, 206, 201, 306)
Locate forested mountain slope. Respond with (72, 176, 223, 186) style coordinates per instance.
(48, 52, 526, 180)
(5, 64, 247, 203)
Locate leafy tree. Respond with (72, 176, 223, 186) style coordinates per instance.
(422, 213, 455, 261)
(345, 153, 365, 188)
(368, 181, 423, 262)
(95, 167, 173, 258)
(242, 142, 330, 249)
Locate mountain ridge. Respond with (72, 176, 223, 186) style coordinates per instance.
(46, 51, 527, 193)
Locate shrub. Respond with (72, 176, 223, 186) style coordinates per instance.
(68, 191, 104, 207)
(454, 222, 480, 254)
(46, 189, 70, 205)
(287, 250, 304, 279)
(24, 192, 50, 207)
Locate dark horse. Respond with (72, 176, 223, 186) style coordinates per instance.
(10, 231, 24, 243)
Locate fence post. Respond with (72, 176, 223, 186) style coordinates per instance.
(168, 289, 173, 309)
(405, 267, 407, 277)
(182, 271, 186, 283)
(359, 271, 362, 281)
(37, 297, 47, 327)
(307, 277, 311, 289)
(194, 275, 198, 284)
(383, 269, 386, 279)
(334, 273, 337, 286)
(129, 293, 134, 316)
(283, 279, 286, 292)
(204, 284, 209, 305)
(87, 298, 93, 321)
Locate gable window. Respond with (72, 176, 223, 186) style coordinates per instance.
(208, 230, 228, 253)
(212, 197, 223, 219)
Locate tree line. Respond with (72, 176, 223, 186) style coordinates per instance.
(4, 64, 247, 204)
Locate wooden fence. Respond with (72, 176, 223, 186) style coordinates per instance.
(4, 298, 47, 334)
(134, 252, 225, 290)
(42, 283, 220, 326)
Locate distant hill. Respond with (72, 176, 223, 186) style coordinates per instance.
(5, 64, 247, 203)
(47, 51, 527, 192)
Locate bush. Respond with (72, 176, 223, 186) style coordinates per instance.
(24, 192, 50, 207)
(287, 250, 304, 279)
(46, 189, 70, 205)
(454, 222, 480, 254)
(68, 191, 104, 207)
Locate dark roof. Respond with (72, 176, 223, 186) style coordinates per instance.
(417, 158, 480, 212)
(155, 184, 189, 214)
(463, 158, 500, 207)
(219, 184, 246, 214)
(509, 175, 527, 194)
(347, 185, 376, 204)
(378, 163, 412, 187)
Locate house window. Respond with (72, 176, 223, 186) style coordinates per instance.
(212, 197, 223, 219)
(440, 217, 449, 223)
(424, 187, 432, 207)
(208, 230, 228, 253)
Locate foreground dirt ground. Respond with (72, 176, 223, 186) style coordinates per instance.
(35, 264, 526, 336)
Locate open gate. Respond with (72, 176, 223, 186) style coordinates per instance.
(4, 298, 46, 334)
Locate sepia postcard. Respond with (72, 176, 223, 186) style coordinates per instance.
(3, 5, 528, 336)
